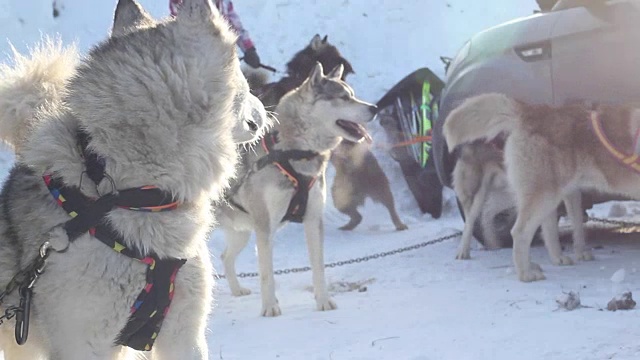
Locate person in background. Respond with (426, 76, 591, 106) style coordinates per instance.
(169, 0, 262, 68)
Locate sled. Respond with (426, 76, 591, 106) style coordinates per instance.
(376, 68, 445, 219)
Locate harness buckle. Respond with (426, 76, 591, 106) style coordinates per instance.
(38, 241, 51, 260)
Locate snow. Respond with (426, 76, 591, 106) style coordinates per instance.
(2, 0, 640, 359)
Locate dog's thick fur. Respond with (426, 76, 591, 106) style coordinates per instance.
(0, 39, 79, 154)
(452, 141, 588, 267)
(442, 93, 635, 281)
(0, 0, 268, 358)
(249, 34, 405, 231)
(219, 63, 377, 316)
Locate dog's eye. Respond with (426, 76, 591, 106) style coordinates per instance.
(340, 95, 350, 101)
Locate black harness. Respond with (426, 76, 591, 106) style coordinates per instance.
(233, 132, 319, 223)
(43, 129, 185, 351)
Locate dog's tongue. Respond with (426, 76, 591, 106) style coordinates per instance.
(336, 120, 372, 143)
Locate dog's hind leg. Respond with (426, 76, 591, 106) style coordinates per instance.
(255, 226, 281, 317)
(511, 192, 561, 282)
(456, 170, 494, 260)
(304, 215, 337, 312)
(540, 208, 574, 266)
(221, 229, 252, 296)
(376, 182, 408, 231)
(338, 207, 363, 231)
(564, 191, 593, 261)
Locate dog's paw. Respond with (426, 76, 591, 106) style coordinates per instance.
(316, 297, 337, 311)
(518, 263, 546, 282)
(455, 248, 471, 260)
(338, 224, 356, 231)
(576, 250, 595, 261)
(230, 287, 252, 297)
(261, 302, 282, 317)
(530, 262, 543, 272)
(551, 255, 574, 266)
(395, 223, 409, 231)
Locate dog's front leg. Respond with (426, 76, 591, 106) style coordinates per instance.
(304, 215, 337, 312)
(255, 226, 281, 317)
(152, 250, 211, 359)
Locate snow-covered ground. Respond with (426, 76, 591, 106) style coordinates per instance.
(2, 0, 640, 359)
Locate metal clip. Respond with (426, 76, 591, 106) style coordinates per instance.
(14, 287, 32, 345)
(35, 241, 51, 276)
(39, 241, 51, 259)
(27, 242, 51, 290)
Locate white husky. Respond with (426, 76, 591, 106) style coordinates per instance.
(219, 62, 377, 316)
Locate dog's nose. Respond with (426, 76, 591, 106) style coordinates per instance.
(246, 119, 258, 132)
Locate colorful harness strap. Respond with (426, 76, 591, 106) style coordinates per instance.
(590, 111, 640, 174)
(40, 130, 186, 352)
(255, 132, 319, 223)
(43, 175, 185, 351)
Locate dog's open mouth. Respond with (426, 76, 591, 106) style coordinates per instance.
(336, 120, 372, 143)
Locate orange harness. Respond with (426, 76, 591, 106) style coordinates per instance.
(590, 111, 640, 173)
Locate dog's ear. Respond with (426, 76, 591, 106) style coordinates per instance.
(327, 64, 344, 80)
(310, 34, 323, 51)
(322, 35, 328, 43)
(111, 0, 152, 37)
(175, 0, 219, 21)
(308, 62, 324, 87)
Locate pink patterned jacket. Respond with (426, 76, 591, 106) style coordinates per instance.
(169, 0, 255, 52)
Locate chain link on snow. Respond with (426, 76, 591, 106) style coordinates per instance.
(214, 230, 462, 279)
(214, 216, 640, 280)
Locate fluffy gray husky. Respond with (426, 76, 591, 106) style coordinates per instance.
(0, 0, 268, 358)
(219, 63, 377, 317)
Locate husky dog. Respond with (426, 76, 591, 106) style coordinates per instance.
(0, 0, 267, 358)
(220, 62, 377, 316)
(248, 34, 354, 107)
(443, 93, 622, 281)
(331, 140, 407, 230)
(249, 34, 405, 231)
(453, 141, 510, 258)
(452, 140, 586, 265)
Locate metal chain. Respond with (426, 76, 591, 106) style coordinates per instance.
(0, 306, 21, 326)
(0, 241, 51, 313)
(215, 216, 640, 280)
(215, 230, 462, 279)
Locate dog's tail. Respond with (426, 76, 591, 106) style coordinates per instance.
(0, 37, 78, 153)
(443, 93, 520, 150)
